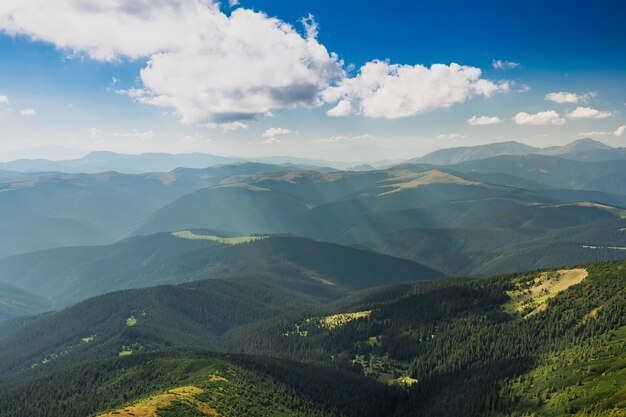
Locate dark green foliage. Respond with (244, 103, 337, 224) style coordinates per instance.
(0, 352, 400, 417)
(0, 281, 51, 320)
(0, 235, 441, 307)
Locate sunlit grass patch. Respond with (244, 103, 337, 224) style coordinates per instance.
(97, 385, 217, 417)
(378, 169, 479, 196)
(317, 310, 372, 329)
(503, 268, 589, 318)
(172, 230, 266, 245)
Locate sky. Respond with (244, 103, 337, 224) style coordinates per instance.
(0, 0, 625, 162)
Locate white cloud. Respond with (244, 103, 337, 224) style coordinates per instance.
(545, 91, 596, 104)
(566, 106, 613, 119)
(219, 121, 249, 131)
(262, 127, 293, 138)
(513, 110, 565, 125)
(615, 125, 626, 137)
(260, 137, 280, 145)
(578, 131, 612, 137)
(114, 129, 155, 139)
(300, 14, 318, 39)
(20, 108, 36, 116)
(229, 0, 239, 7)
(326, 99, 352, 117)
(467, 115, 502, 126)
(321, 60, 509, 119)
(437, 133, 466, 140)
(518, 84, 530, 93)
(313, 134, 374, 144)
(492, 59, 519, 70)
(87, 127, 103, 140)
(0, 1, 343, 123)
(0, 95, 8, 104)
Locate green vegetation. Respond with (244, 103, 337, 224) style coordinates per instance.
(0, 235, 441, 307)
(0, 352, 398, 417)
(503, 326, 626, 417)
(172, 230, 267, 245)
(502, 268, 588, 317)
(2, 151, 626, 416)
(0, 260, 623, 416)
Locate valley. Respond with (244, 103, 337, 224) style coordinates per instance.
(0, 140, 625, 417)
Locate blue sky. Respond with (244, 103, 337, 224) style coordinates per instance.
(0, 0, 624, 162)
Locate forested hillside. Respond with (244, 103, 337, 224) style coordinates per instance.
(0, 260, 623, 416)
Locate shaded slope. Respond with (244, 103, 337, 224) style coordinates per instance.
(0, 281, 51, 321)
(0, 234, 441, 307)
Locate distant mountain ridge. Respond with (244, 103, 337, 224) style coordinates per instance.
(0, 151, 380, 174)
(0, 234, 442, 307)
(411, 138, 623, 165)
(0, 151, 240, 174)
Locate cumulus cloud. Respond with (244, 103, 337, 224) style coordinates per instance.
(437, 133, 466, 140)
(313, 134, 374, 144)
(492, 59, 519, 70)
(513, 110, 565, 125)
(114, 129, 155, 139)
(0, 2, 512, 123)
(0, 1, 343, 123)
(229, 0, 240, 7)
(615, 125, 626, 137)
(321, 61, 509, 119)
(326, 99, 352, 117)
(545, 91, 596, 104)
(0, 95, 8, 104)
(20, 108, 36, 116)
(518, 84, 531, 93)
(262, 127, 294, 139)
(467, 115, 502, 126)
(566, 106, 613, 119)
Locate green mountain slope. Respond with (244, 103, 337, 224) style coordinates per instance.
(0, 260, 623, 417)
(0, 234, 441, 307)
(0, 281, 51, 321)
(360, 219, 626, 276)
(223, 261, 626, 416)
(450, 155, 626, 195)
(0, 351, 398, 417)
(0, 163, 304, 257)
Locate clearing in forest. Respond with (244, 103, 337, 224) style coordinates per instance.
(97, 386, 217, 417)
(172, 230, 266, 245)
(503, 268, 589, 318)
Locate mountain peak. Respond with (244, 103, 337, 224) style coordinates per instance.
(539, 138, 613, 156)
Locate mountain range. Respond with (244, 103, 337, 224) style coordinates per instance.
(1, 138, 626, 416)
(411, 138, 625, 165)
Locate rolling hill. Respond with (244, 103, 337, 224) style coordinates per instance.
(0, 234, 441, 307)
(411, 141, 539, 165)
(0, 351, 398, 417)
(0, 260, 623, 417)
(0, 281, 51, 321)
(0, 163, 307, 257)
(410, 138, 621, 165)
(449, 154, 626, 195)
